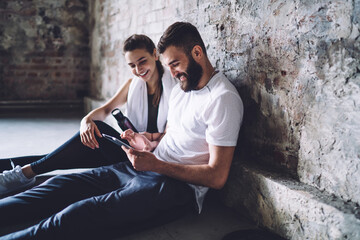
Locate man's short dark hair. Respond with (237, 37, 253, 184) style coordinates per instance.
(157, 22, 207, 56)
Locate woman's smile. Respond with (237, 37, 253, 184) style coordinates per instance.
(139, 69, 149, 77)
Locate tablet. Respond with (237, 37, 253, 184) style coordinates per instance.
(102, 134, 134, 149)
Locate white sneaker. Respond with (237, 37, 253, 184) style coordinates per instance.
(0, 165, 35, 196)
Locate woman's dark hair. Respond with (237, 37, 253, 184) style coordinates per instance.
(123, 34, 155, 54)
(157, 22, 207, 56)
(123, 34, 163, 107)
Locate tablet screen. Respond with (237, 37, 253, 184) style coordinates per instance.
(102, 134, 134, 149)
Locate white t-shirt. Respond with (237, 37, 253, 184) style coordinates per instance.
(153, 71, 244, 212)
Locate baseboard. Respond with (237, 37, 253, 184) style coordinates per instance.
(0, 100, 84, 116)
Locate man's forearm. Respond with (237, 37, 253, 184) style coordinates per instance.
(154, 145, 235, 189)
(154, 161, 225, 189)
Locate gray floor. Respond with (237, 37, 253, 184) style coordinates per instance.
(0, 111, 256, 240)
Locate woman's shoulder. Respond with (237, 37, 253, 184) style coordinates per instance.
(126, 78, 133, 84)
(129, 75, 145, 89)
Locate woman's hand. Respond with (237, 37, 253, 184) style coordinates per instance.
(80, 118, 102, 149)
(121, 129, 153, 151)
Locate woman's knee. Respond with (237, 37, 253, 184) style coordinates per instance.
(93, 120, 114, 132)
(93, 120, 120, 138)
(93, 120, 107, 129)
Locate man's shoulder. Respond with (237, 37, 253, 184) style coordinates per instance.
(170, 83, 182, 95)
(208, 72, 241, 99)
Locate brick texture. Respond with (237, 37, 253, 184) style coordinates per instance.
(0, 0, 90, 101)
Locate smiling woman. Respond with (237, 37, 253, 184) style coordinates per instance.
(124, 36, 160, 80)
(125, 48, 160, 101)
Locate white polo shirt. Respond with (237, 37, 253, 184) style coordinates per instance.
(153, 71, 244, 212)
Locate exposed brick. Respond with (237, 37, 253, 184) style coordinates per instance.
(32, 58, 46, 64)
(104, 50, 115, 57)
(1, 58, 10, 64)
(4, 71, 15, 76)
(63, 72, 72, 78)
(27, 72, 38, 77)
(8, 65, 28, 70)
(19, 8, 37, 16)
(0, 0, 89, 101)
(29, 65, 55, 70)
(15, 71, 26, 77)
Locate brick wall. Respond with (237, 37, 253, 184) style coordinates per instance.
(90, 0, 360, 207)
(0, 0, 90, 101)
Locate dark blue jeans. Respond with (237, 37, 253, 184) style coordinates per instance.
(0, 155, 44, 172)
(0, 121, 127, 174)
(0, 121, 195, 239)
(0, 162, 193, 239)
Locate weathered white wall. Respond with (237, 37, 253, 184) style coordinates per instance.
(295, 1, 360, 204)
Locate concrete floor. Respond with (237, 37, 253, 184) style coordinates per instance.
(0, 111, 256, 240)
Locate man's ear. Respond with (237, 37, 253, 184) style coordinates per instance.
(191, 45, 203, 61)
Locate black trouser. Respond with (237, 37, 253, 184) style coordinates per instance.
(0, 121, 127, 174)
(0, 155, 44, 172)
(0, 121, 194, 239)
(0, 162, 193, 239)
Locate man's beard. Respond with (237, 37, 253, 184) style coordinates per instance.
(176, 55, 203, 92)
